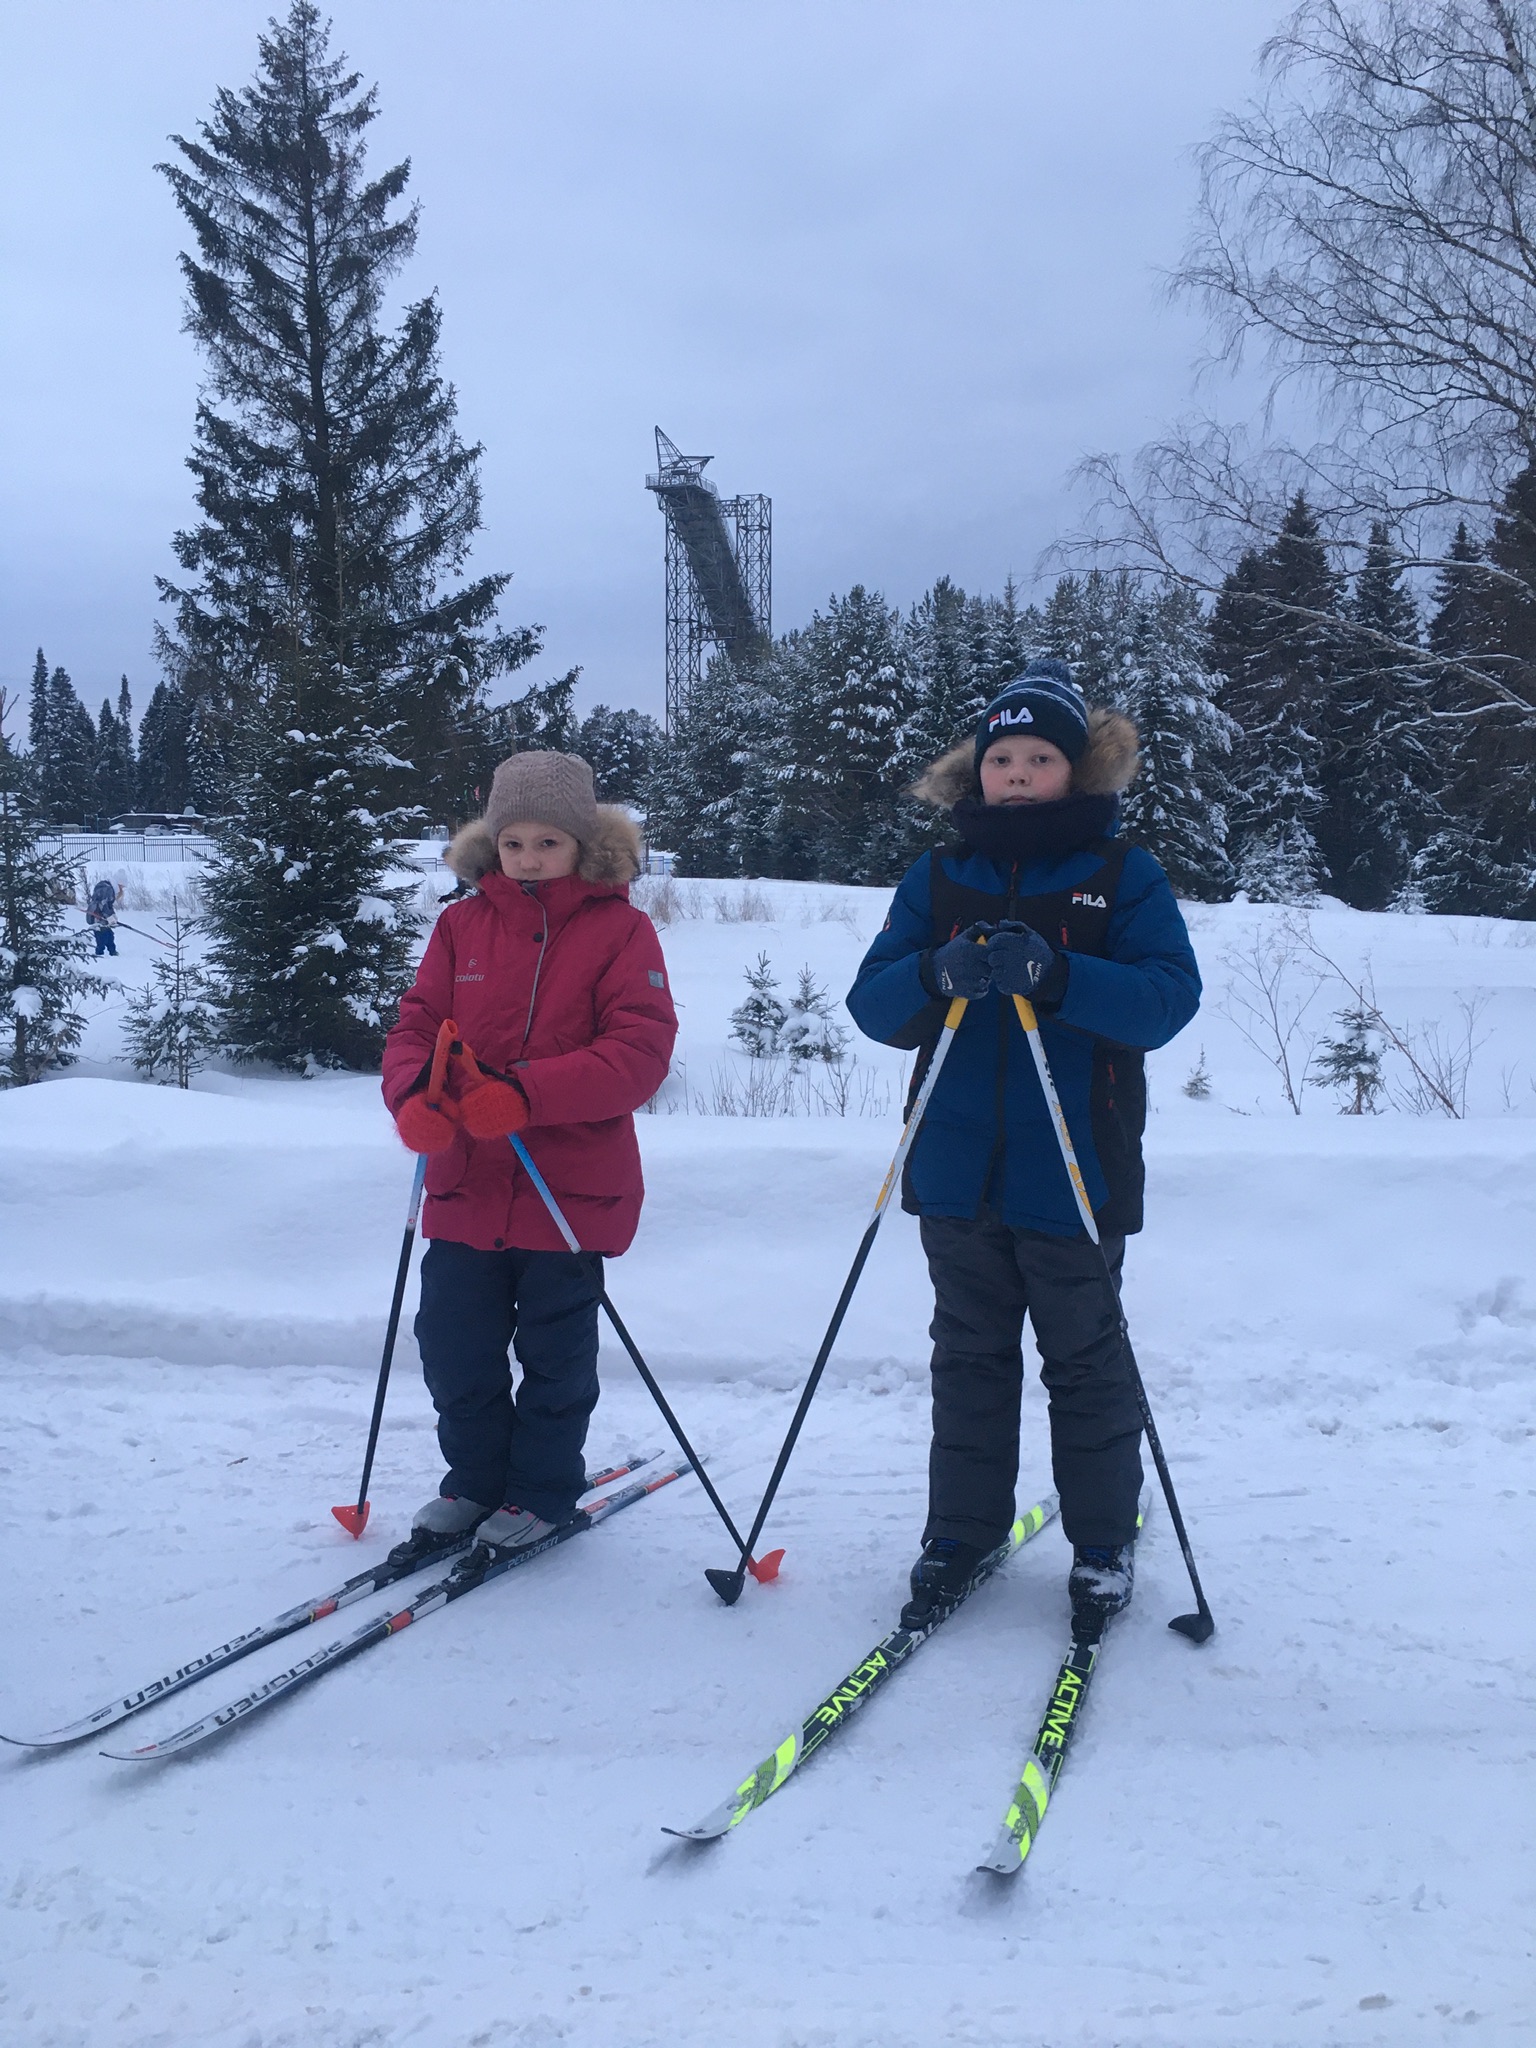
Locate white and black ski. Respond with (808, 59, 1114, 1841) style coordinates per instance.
(3, 1458, 651, 1751)
(101, 1457, 690, 1761)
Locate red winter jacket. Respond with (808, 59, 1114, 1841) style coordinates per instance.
(381, 810, 676, 1255)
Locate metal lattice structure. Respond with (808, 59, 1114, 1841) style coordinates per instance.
(646, 427, 771, 730)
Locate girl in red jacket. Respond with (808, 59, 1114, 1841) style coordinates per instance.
(381, 751, 677, 1554)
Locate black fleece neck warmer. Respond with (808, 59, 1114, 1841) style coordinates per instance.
(949, 791, 1119, 863)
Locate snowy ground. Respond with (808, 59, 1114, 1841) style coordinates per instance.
(2, 877, 1533, 2046)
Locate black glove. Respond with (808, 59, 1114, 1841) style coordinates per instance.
(985, 920, 1069, 1004)
(921, 921, 993, 999)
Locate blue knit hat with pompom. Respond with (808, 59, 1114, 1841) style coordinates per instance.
(973, 658, 1090, 774)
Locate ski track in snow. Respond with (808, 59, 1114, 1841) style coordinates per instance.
(0, 885, 1533, 2045)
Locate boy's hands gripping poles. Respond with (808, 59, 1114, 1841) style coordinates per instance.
(392, 1019, 529, 1152)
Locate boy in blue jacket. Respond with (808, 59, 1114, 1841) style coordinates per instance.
(847, 659, 1200, 1635)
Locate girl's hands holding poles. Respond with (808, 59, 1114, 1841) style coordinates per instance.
(394, 1018, 463, 1153)
(392, 1018, 529, 1150)
(450, 1037, 529, 1140)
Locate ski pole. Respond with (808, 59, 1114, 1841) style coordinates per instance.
(506, 1133, 763, 1580)
(1010, 992, 1215, 1643)
(111, 919, 176, 947)
(332, 1152, 429, 1538)
(708, 994, 970, 1607)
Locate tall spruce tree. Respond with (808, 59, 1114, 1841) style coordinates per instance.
(898, 577, 985, 773)
(1416, 473, 1536, 916)
(92, 697, 136, 826)
(42, 667, 98, 826)
(1211, 493, 1342, 901)
(1317, 524, 1429, 909)
(27, 649, 49, 757)
(0, 696, 100, 1086)
(776, 586, 914, 883)
(645, 654, 778, 876)
(199, 646, 418, 1069)
(157, 1, 552, 1059)
(157, 0, 534, 826)
(135, 680, 193, 814)
(1118, 586, 1237, 901)
(574, 704, 664, 805)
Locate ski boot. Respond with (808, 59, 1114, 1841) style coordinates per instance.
(386, 1494, 491, 1570)
(475, 1504, 559, 1552)
(1068, 1543, 1134, 1641)
(900, 1536, 988, 1630)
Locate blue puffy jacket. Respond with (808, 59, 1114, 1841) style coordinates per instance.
(848, 831, 1200, 1237)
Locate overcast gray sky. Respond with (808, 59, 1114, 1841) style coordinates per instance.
(0, 0, 1285, 726)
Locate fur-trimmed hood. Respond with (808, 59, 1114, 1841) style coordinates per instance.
(445, 805, 645, 887)
(910, 706, 1140, 807)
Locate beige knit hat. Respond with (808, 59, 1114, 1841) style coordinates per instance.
(483, 751, 599, 847)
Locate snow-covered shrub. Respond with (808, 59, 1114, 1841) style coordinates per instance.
(122, 904, 221, 1088)
(781, 966, 851, 1065)
(729, 953, 787, 1058)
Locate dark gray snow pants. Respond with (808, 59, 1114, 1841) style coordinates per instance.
(919, 1213, 1144, 1552)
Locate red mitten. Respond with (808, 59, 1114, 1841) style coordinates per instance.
(395, 1091, 461, 1153)
(451, 1037, 530, 1140)
(393, 1018, 463, 1154)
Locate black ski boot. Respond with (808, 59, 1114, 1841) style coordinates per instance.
(1068, 1543, 1134, 1640)
(900, 1536, 988, 1630)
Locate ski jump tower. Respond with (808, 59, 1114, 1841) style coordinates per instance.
(646, 427, 771, 730)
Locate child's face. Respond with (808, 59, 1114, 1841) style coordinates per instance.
(978, 737, 1073, 806)
(496, 821, 581, 881)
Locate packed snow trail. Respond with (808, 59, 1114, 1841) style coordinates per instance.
(2, 890, 1534, 2044)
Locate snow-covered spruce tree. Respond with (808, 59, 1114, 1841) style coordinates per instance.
(781, 966, 851, 1065)
(1412, 524, 1501, 911)
(1038, 570, 1145, 707)
(1210, 493, 1343, 901)
(729, 952, 786, 1058)
(156, 0, 535, 837)
(1413, 475, 1536, 917)
(135, 680, 193, 814)
(967, 576, 1034, 701)
(1316, 524, 1432, 910)
(1118, 586, 1237, 901)
(0, 697, 100, 1087)
(32, 664, 97, 827)
(92, 687, 137, 826)
(898, 577, 989, 770)
(575, 704, 664, 805)
(1310, 1002, 1384, 1116)
(645, 652, 779, 877)
(122, 902, 219, 1087)
(776, 586, 915, 884)
(200, 645, 418, 1069)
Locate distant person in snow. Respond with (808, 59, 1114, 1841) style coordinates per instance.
(847, 660, 1201, 1639)
(381, 752, 677, 1558)
(86, 877, 121, 956)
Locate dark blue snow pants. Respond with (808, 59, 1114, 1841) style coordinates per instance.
(920, 1213, 1143, 1552)
(414, 1239, 603, 1524)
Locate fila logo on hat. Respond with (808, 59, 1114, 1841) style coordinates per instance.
(987, 704, 1035, 733)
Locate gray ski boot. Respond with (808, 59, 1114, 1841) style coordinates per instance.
(474, 1504, 559, 1552)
